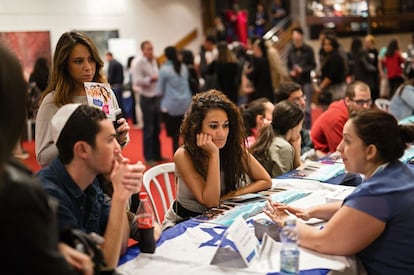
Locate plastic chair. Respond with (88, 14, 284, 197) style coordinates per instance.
(142, 162, 176, 223)
(374, 98, 391, 112)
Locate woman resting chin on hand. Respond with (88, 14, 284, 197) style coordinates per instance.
(162, 90, 271, 230)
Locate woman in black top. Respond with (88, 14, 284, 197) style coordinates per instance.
(315, 34, 346, 104)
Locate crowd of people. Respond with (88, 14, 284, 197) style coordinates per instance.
(2, 13, 414, 273)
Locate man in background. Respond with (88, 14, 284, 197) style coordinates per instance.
(287, 27, 316, 129)
(106, 52, 125, 117)
(311, 81, 372, 157)
(131, 41, 166, 165)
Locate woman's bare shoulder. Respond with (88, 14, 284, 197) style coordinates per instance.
(174, 147, 192, 163)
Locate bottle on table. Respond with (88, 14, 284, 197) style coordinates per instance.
(136, 191, 156, 253)
(279, 216, 300, 275)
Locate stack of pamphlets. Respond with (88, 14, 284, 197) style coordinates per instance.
(289, 160, 345, 182)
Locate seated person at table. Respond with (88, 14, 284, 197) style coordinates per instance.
(37, 104, 145, 269)
(389, 78, 414, 120)
(162, 90, 272, 230)
(266, 109, 414, 274)
(250, 100, 304, 178)
(0, 44, 93, 274)
(239, 97, 274, 147)
(311, 81, 372, 157)
(274, 81, 313, 155)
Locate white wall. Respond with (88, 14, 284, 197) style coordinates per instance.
(0, 0, 203, 60)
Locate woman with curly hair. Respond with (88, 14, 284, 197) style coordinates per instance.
(162, 90, 271, 229)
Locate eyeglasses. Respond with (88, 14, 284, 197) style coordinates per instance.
(350, 98, 372, 106)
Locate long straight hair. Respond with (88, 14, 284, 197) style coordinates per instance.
(164, 46, 181, 75)
(42, 31, 106, 107)
(250, 100, 304, 161)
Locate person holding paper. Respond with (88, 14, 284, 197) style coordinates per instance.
(162, 90, 271, 230)
(265, 109, 414, 274)
(250, 100, 304, 178)
(36, 31, 129, 167)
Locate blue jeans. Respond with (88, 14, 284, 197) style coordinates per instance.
(140, 96, 161, 161)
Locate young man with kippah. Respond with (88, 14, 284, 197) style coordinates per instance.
(37, 104, 145, 268)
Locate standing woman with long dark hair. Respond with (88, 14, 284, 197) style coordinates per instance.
(29, 57, 50, 91)
(246, 37, 274, 103)
(156, 46, 192, 152)
(314, 34, 347, 104)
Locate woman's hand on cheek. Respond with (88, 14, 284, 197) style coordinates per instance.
(288, 131, 302, 149)
(197, 133, 219, 156)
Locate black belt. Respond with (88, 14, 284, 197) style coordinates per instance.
(173, 200, 202, 218)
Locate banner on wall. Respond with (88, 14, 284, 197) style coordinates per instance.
(0, 31, 51, 80)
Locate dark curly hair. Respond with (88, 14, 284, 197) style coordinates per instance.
(180, 89, 248, 192)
